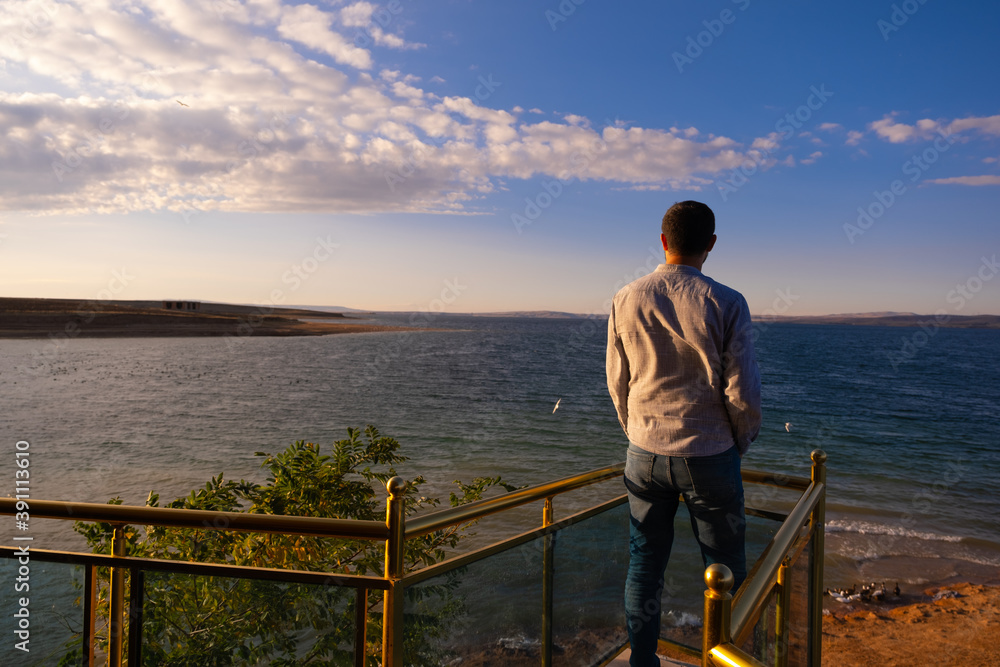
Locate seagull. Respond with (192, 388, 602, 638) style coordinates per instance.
(176, 100, 189, 107)
(552, 398, 561, 414)
(785, 422, 792, 432)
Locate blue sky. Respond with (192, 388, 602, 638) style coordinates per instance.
(1, 0, 998, 316)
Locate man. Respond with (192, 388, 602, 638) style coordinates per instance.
(606, 200, 762, 666)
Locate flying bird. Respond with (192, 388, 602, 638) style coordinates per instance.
(176, 100, 189, 107)
(552, 398, 561, 414)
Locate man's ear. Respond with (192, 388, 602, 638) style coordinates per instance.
(661, 233, 670, 253)
(706, 234, 718, 253)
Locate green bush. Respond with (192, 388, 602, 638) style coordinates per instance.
(62, 426, 516, 666)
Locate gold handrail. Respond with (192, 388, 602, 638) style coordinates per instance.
(0, 497, 389, 540)
(708, 643, 767, 667)
(730, 481, 824, 642)
(404, 462, 626, 537)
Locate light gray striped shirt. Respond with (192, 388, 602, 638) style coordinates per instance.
(606, 263, 761, 457)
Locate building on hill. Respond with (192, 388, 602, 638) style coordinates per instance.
(162, 300, 200, 311)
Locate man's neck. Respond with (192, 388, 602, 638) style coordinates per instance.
(664, 254, 707, 271)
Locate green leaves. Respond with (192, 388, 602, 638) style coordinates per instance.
(68, 425, 516, 665)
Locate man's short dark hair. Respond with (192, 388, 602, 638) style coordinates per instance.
(661, 201, 716, 256)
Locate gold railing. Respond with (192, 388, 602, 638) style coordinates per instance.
(700, 450, 826, 667)
(0, 450, 825, 667)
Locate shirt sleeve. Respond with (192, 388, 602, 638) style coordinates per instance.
(722, 297, 762, 455)
(606, 300, 631, 436)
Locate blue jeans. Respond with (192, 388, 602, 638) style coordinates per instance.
(624, 443, 746, 667)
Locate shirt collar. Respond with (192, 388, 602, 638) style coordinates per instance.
(656, 263, 703, 276)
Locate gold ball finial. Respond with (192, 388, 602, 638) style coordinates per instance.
(386, 476, 407, 496)
(704, 563, 734, 596)
(811, 449, 827, 465)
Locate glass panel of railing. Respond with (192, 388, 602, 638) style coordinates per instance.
(0, 558, 85, 667)
(739, 586, 779, 664)
(733, 535, 814, 667)
(784, 539, 812, 667)
(658, 509, 781, 651)
(551, 501, 630, 666)
(137, 570, 362, 665)
(402, 535, 546, 666)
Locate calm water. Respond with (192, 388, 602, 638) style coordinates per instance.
(2, 316, 999, 589)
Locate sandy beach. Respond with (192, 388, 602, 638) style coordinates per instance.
(822, 581, 1000, 666)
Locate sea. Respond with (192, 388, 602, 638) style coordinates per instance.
(2, 314, 999, 657)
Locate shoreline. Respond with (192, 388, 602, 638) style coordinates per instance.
(0, 297, 418, 338)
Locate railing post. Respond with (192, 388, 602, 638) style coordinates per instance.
(774, 558, 791, 667)
(127, 569, 145, 667)
(808, 450, 827, 667)
(354, 588, 369, 667)
(84, 564, 97, 667)
(702, 563, 734, 667)
(109, 525, 127, 667)
(541, 497, 554, 667)
(382, 477, 407, 667)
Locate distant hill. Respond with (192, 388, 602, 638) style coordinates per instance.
(755, 313, 1000, 328)
(0, 297, 402, 338)
(466, 310, 594, 319)
(284, 304, 372, 314)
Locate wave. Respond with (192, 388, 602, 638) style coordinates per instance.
(825, 519, 964, 543)
(663, 610, 702, 628)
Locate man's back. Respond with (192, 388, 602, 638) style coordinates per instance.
(607, 263, 761, 457)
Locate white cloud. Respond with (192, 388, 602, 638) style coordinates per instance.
(948, 115, 1000, 136)
(927, 175, 1000, 186)
(0, 0, 796, 215)
(800, 151, 823, 165)
(277, 3, 372, 70)
(818, 122, 842, 132)
(845, 130, 864, 146)
(870, 112, 1000, 143)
